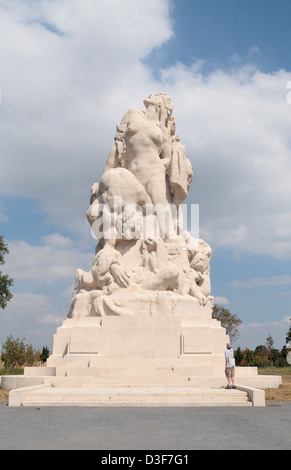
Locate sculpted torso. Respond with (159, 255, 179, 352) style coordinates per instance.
(104, 103, 172, 206)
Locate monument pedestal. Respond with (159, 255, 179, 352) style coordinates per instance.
(3, 299, 281, 406)
(3, 302, 282, 407)
(45, 301, 228, 384)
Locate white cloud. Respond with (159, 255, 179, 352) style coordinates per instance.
(0, 0, 173, 231)
(236, 317, 290, 350)
(0, 291, 64, 347)
(38, 313, 65, 325)
(3, 234, 92, 283)
(0, 203, 9, 223)
(159, 64, 291, 258)
(6, 292, 52, 316)
(230, 275, 291, 289)
(249, 46, 260, 56)
(213, 296, 230, 305)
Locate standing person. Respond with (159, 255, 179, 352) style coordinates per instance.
(225, 343, 236, 389)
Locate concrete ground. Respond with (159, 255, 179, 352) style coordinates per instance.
(0, 402, 290, 450)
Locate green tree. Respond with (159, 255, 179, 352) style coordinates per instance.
(40, 346, 50, 363)
(279, 346, 290, 367)
(240, 348, 254, 366)
(1, 335, 22, 369)
(253, 345, 270, 367)
(234, 346, 243, 366)
(285, 319, 291, 346)
(280, 345, 288, 361)
(25, 344, 35, 366)
(0, 235, 13, 309)
(265, 333, 275, 366)
(1, 335, 36, 369)
(212, 304, 242, 342)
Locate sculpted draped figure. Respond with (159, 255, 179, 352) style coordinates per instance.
(68, 93, 212, 319)
(104, 93, 174, 207)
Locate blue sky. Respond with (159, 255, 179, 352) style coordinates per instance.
(0, 0, 291, 351)
(146, 0, 291, 74)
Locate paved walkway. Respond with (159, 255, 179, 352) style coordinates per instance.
(0, 402, 290, 450)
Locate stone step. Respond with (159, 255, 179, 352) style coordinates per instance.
(92, 389, 247, 397)
(55, 367, 221, 378)
(23, 401, 252, 407)
(44, 375, 226, 386)
(25, 386, 248, 397)
(21, 386, 252, 407)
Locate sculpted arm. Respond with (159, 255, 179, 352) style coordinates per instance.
(160, 138, 172, 170)
(103, 109, 139, 172)
(159, 115, 174, 172)
(103, 145, 119, 172)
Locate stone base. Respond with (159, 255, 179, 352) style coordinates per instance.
(2, 300, 281, 407)
(45, 300, 228, 379)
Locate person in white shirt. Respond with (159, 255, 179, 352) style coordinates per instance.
(225, 343, 236, 389)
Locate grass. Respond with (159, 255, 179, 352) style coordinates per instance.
(0, 368, 24, 376)
(258, 366, 291, 402)
(258, 366, 291, 376)
(0, 389, 9, 402)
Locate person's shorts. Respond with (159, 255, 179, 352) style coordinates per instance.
(225, 366, 235, 378)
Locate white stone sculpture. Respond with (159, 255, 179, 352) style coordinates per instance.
(5, 93, 279, 406)
(68, 93, 212, 319)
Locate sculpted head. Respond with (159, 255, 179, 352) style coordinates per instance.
(191, 240, 212, 273)
(143, 92, 173, 125)
(156, 92, 173, 116)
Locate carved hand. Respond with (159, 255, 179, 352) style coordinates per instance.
(110, 263, 130, 288)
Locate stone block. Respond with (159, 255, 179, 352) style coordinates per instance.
(69, 327, 103, 354)
(182, 327, 212, 354)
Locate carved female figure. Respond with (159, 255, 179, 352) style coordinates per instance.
(103, 93, 174, 207)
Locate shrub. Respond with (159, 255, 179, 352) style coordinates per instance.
(1, 335, 36, 369)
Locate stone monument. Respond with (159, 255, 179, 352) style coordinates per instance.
(47, 92, 224, 377)
(4, 93, 282, 406)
